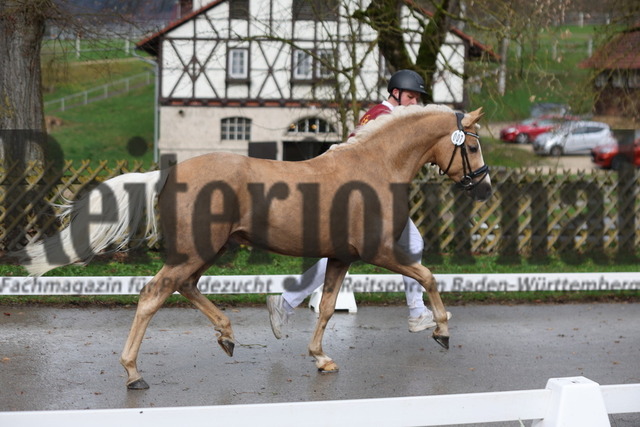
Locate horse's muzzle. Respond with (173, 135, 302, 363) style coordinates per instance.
(468, 178, 492, 201)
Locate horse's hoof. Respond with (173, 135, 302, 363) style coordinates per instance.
(317, 361, 339, 373)
(218, 337, 235, 357)
(127, 378, 150, 390)
(433, 335, 450, 350)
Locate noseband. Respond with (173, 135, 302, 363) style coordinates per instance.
(439, 112, 489, 191)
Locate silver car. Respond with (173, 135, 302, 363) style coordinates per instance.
(533, 121, 615, 156)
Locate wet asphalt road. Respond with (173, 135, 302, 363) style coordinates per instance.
(1, 303, 639, 425)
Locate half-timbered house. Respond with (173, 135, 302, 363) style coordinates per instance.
(137, 0, 497, 162)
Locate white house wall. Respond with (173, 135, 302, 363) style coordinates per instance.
(433, 43, 465, 103)
(159, 105, 346, 163)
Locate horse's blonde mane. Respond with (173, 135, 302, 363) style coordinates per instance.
(329, 104, 455, 152)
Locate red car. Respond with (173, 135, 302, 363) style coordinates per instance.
(500, 116, 570, 144)
(591, 138, 640, 170)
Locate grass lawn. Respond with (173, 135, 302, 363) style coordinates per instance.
(47, 84, 155, 166)
(4, 246, 640, 278)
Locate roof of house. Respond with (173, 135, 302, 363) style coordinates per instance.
(136, 0, 499, 60)
(580, 26, 640, 70)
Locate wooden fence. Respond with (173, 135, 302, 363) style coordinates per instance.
(2, 161, 639, 257)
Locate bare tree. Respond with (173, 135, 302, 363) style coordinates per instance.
(0, 0, 150, 163)
(243, 0, 474, 139)
(353, 0, 457, 104)
(0, 0, 147, 252)
(0, 0, 52, 162)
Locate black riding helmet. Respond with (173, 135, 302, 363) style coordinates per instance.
(387, 69, 428, 95)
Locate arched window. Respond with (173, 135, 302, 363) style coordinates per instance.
(221, 117, 251, 140)
(288, 117, 335, 134)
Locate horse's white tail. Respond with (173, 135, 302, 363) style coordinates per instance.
(15, 170, 168, 277)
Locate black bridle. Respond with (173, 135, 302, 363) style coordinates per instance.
(439, 112, 489, 191)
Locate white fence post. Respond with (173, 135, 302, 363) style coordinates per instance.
(309, 288, 358, 313)
(531, 377, 610, 427)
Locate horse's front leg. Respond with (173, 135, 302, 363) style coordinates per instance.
(308, 258, 351, 373)
(375, 256, 450, 349)
(397, 264, 449, 348)
(420, 269, 450, 349)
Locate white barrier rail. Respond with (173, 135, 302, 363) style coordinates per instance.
(0, 377, 638, 427)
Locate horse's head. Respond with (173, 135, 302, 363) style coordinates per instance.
(432, 108, 492, 201)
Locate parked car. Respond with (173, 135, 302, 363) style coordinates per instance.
(500, 116, 570, 144)
(591, 137, 640, 170)
(533, 121, 615, 156)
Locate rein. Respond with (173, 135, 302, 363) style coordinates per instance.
(439, 112, 489, 191)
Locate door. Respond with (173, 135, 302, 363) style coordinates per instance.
(283, 139, 335, 161)
(564, 125, 589, 154)
(248, 142, 277, 160)
(581, 126, 608, 153)
(566, 125, 604, 154)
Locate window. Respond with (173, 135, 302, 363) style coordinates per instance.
(293, 50, 312, 80)
(585, 126, 605, 134)
(612, 71, 625, 88)
(288, 117, 336, 134)
(316, 49, 334, 79)
(292, 0, 338, 21)
(228, 48, 249, 79)
(595, 72, 608, 88)
(571, 126, 589, 135)
(229, 0, 249, 19)
(293, 49, 335, 81)
(292, 0, 313, 20)
(221, 117, 251, 140)
(571, 125, 605, 135)
(379, 55, 392, 80)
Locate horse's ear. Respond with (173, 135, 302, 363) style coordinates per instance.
(462, 107, 484, 127)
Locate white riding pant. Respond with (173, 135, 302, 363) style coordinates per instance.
(282, 218, 427, 315)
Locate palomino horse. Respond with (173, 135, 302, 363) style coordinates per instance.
(16, 104, 491, 389)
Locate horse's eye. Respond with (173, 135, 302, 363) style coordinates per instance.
(469, 145, 479, 153)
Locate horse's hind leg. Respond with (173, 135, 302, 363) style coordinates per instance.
(177, 269, 235, 357)
(308, 258, 350, 373)
(120, 265, 183, 389)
